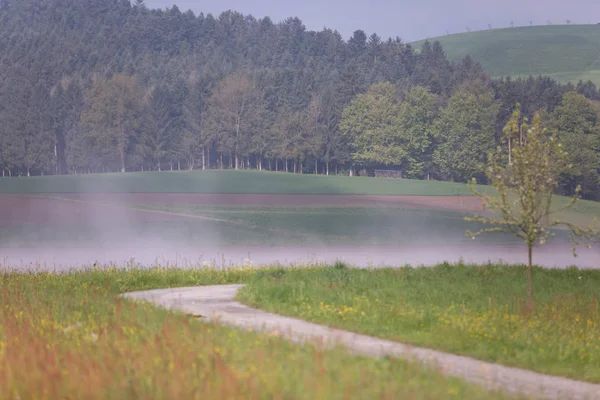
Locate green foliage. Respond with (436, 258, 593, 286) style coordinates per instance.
(204, 72, 262, 170)
(433, 81, 498, 182)
(550, 92, 600, 198)
(238, 264, 600, 382)
(340, 83, 438, 177)
(396, 87, 439, 178)
(2, 0, 600, 196)
(80, 75, 145, 173)
(466, 105, 600, 303)
(340, 82, 406, 166)
(139, 85, 184, 171)
(468, 106, 598, 251)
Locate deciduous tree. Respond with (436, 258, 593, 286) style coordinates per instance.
(551, 92, 600, 198)
(467, 105, 599, 306)
(204, 72, 261, 170)
(340, 82, 405, 169)
(81, 74, 144, 173)
(396, 86, 438, 178)
(434, 81, 498, 182)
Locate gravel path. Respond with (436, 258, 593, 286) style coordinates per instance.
(123, 284, 600, 400)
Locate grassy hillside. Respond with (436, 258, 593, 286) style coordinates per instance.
(411, 25, 600, 86)
(0, 170, 476, 196)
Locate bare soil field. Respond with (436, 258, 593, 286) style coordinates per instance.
(44, 193, 485, 213)
(0, 195, 215, 226)
(0, 193, 483, 227)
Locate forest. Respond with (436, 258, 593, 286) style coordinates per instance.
(2, 0, 600, 199)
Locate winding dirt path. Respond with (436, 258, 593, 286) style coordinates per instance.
(124, 285, 600, 400)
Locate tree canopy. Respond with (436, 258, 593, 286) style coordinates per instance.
(2, 0, 600, 200)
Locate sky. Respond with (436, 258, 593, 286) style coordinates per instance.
(144, 0, 600, 42)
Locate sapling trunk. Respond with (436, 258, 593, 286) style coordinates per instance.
(527, 244, 533, 307)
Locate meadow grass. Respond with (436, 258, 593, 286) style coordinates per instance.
(237, 264, 600, 382)
(411, 24, 600, 86)
(0, 265, 514, 400)
(0, 169, 479, 196)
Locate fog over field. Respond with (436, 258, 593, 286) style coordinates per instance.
(1, 172, 598, 272)
(2, 197, 598, 271)
(3, 239, 600, 272)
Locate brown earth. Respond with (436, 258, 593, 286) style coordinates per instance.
(43, 193, 485, 212)
(0, 193, 484, 227)
(0, 195, 227, 227)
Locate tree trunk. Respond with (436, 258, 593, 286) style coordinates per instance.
(178, 160, 181, 171)
(235, 152, 239, 170)
(314, 159, 317, 174)
(285, 158, 288, 172)
(326, 162, 329, 176)
(207, 146, 211, 169)
(202, 145, 206, 170)
(293, 160, 297, 174)
(54, 144, 58, 175)
(220, 153, 223, 170)
(27, 167, 30, 177)
(275, 159, 278, 172)
(527, 244, 533, 308)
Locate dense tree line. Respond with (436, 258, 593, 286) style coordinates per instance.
(2, 0, 600, 199)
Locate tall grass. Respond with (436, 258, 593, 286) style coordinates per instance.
(0, 266, 512, 399)
(238, 263, 600, 382)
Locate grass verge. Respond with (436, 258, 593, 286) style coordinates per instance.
(0, 169, 480, 195)
(0, 265, 512, 399)
(237, 264, 600, 383)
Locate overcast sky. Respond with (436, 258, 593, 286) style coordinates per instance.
(144, 0, 600, 42)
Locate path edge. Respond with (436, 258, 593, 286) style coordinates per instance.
(122, 284, 600, 400)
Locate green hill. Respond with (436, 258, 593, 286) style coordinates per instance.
(411, 25, 600, 86)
